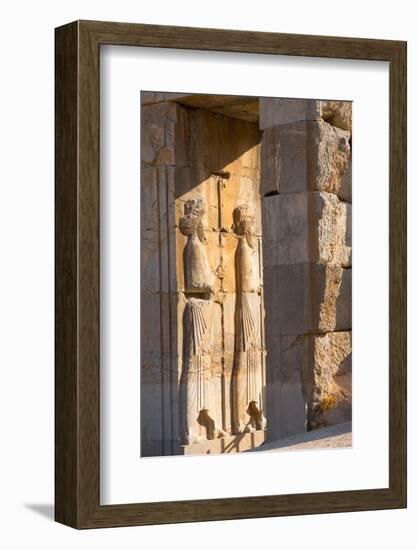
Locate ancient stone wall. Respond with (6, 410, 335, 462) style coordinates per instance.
(141, 93, 352, 456)
(261, 98, 352, 438)
(141, 94, 266, 455)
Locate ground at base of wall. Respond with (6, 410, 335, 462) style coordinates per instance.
(246, 421, 352, 452)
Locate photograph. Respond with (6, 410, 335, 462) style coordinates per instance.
(0, 0, 410, 541)
(140, 92, 352, 457)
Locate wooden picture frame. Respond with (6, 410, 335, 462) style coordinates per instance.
(55, 20, 407, 528)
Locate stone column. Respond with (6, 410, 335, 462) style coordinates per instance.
(140, 97, 189, 456)
(260, 98, 352, 439)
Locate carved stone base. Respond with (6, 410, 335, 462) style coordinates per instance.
(175, 429, 266, 456)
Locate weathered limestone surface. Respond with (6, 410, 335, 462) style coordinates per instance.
(259, 98, 321, 128)
(306, 331, 352, 429)
(320, 100, 352, 132)
(338, 154, 352, 203)
(264, 263, 351, 335)
(261, 120, 350, 196)
(265, 333, 307, 440)
(260, 97, 352, 438)
(266, 331, 352, 433)
(141, 101, 188, 167)
(141, 97, 266, 455)
(142, 92, 259, 122)
(260, 97, 352, 132)
(231, 205, 266, 434)
(336, 268, 352, 331)
(262, 192, 351, 267)
(141, 94, 352, 454)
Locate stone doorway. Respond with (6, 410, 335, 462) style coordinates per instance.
(141, 93, 352, 457)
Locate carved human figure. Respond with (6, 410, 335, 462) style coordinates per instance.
(179, 198, 225, 444)
(231, 205, 266, 434)
(178, 198, 214, 293)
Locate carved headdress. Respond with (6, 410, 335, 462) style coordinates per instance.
(179, 198, 206, 242)
(232, 204, 255, 248)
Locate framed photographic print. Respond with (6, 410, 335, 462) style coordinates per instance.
(55, 20, 406, 528)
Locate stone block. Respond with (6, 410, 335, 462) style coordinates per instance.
(262, 192, 351, 267)
(336, 268, 352, 330)
(262, 192, 309, 265)
(259, 97, 352, 132)
(315, 193, 351, 267)
(265, 333, 307, 440)
(343, 203, 352, 266)
(304, 331, 352, 429)
(141, 168, 160, 293)
(141, 291, 162, 369)
(259, 97, 321, 129)
(265, 331, 352, 435)
(338, 154, 352, 203)
(141, 101, 188, 167)
(320, 100, 352, 132)
(264, 263, 350, 335)
(260, 120, 350, 196)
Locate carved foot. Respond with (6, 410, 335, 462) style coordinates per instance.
(183, 432, 205, 445)
(233, 424, 250, 434)
(255, 415, 267, 431)
(244, 425, 256, 433)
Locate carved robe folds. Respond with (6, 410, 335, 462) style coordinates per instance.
(231, 205, 266, 434)
(179, 199, 224, 444)
(178, 199, 266, 446)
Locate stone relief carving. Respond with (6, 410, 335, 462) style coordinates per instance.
(180, 298, 219, 444)
(231, 205, 266, 434)
(179, 198, 225, 444)
(178, 198, 214, 293)
(178, 198, 266, 446)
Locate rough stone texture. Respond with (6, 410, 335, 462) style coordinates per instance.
(262, 192, 351, 267)
(141, 164, 180, 456)
(320, 100, 352, 132)
(304, 331, 352, 429)
(142, 99, 266, 454)
(260, 97, 352, 132)
(336, 268, 352, 331)
(141, 101, 188, 167)
(265, 331, 352, 436)
(260, 120, 350, 196)
(338, 154, 352, 203)
(259, 96, 352, 439)
(264, 263, 351, 335)
(265, 333, 307, 441)
(315, 192, 351, 267)
(259, 98, 321, 128)
(175, 107, 265, 447)
(141, 94, 352, 454)
(142, 93, 260, 122)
